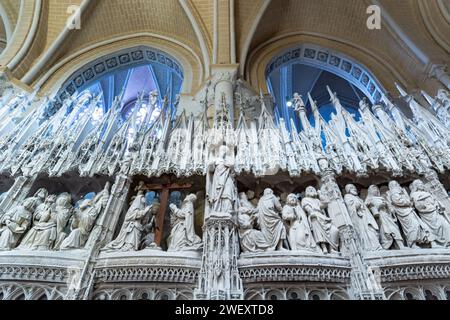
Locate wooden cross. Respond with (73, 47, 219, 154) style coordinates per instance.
(142, 181, 192, 246)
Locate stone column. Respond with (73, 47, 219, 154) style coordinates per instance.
(194, 215, 242, 300)
(212, 65, 238, 127)
(428, 64, 450, 90)
(319, 160, 385, 300)
(64, 174, 132, 300)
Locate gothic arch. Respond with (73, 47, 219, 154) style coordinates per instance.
(178, 0, 211, 78)
(264, 43, 387, 103)
(0, 1, 14, 43)
(36, 34, 205, 97)
(245, 33, 408, 96)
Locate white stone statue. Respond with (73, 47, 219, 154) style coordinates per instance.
(140, 200, 160, 249)
(0, 198, 38, 250)
(53, 193, 74, 249)
(237, 192, 270, 253)
(33, 188, 49, 207)
(167, 194, 202, 252)
(257, 188, 287, 251)
(18, 194, 57, 250)
(103, 191, 152, 252)
(301, 186, 339, 254)
(60, 186, 110, 250)
(410, 180, 450, 247)
(386, 180, 432, 248)
(205, 145, 238, 217)
(365, 185, 405, 250)
(344, 184, 382, 251)
(282, 194, 318, 252)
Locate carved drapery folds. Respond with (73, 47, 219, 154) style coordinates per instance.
(0, 73, 450, 300)
(0, 182, 111, 252)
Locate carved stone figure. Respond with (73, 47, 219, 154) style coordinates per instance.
(206, 145, 238, 217)
(0, 198, 37, 250)
(167, 194, 202, 251)
(257, 188, 287, 251)
(386, 181, 432, 248)
(344, 184, 382, 251)
(282, 194, 317, 252)
(140, 200, 160, 249)
(301, 186, 339, 254)
(18, 195, 57, 250)
(410, 180, 450, 247)
(365, 185, 405, 250)
(60, 187, 109, 250)
(53, 193, 74, 249)
(237, 192, 269, 253)
(103, 191, 152, 252)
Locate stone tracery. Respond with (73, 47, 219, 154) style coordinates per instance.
(0, 10, 449, 299)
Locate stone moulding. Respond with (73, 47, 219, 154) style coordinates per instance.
(0, 250, 88, 283)
(364, 249, 450, 283)
(238, 252, 351, 284)
(94, 251, 202, 284)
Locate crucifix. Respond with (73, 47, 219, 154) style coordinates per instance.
(141, 180, 192, 246)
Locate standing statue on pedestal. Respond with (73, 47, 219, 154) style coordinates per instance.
(282, 194, 317, 252)
(0, 198, 37, 250)
(257, 188, 287, 251)
(103, 191, 152, 252)
(167, 194, 202, 252)
(365, 185, 405, 250)
(206, 145, 238, 218)
(344, 184, 382, 251)
(18, 194, 57, 250)
(386, 181, 432, 248)
(410, 180, 450, 247)
(301, 186, 339, 254)
(60, 185, 110, 250)
(237, 192, 269, 253)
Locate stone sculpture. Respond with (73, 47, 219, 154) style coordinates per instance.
(386, 181, 432, 248)
(167, 194, 202, 252)
(365, 185, 404, 250)
(103, 191, 152, 252)
(301, 186, 339, 254)
(18, 194, 57, 250)
(205, 145, 238, 217)
(282, 194, 317, 252)
(257, 188, 287, 251)
(53, 193, 74, 249)
(237, 192, 269, 253)
(410, 180, 450, 247)
(60, 185, 110, 250)
(344, 184, 382, 251)
(0, 198, 37, 250)
(140, 200, 160, 249)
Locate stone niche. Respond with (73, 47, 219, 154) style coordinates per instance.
(28, 172, 113, 202)
(111, 174, 206, 252)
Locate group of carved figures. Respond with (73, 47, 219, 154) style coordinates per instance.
(102, 189, 202, 253)
(0, 182, 204, 254)
(237, 179, 450, 254)
(0, 185, 110, 251)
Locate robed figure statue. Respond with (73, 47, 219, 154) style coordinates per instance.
(205, 145, 238, 218)
(102, 191, 152, 252)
